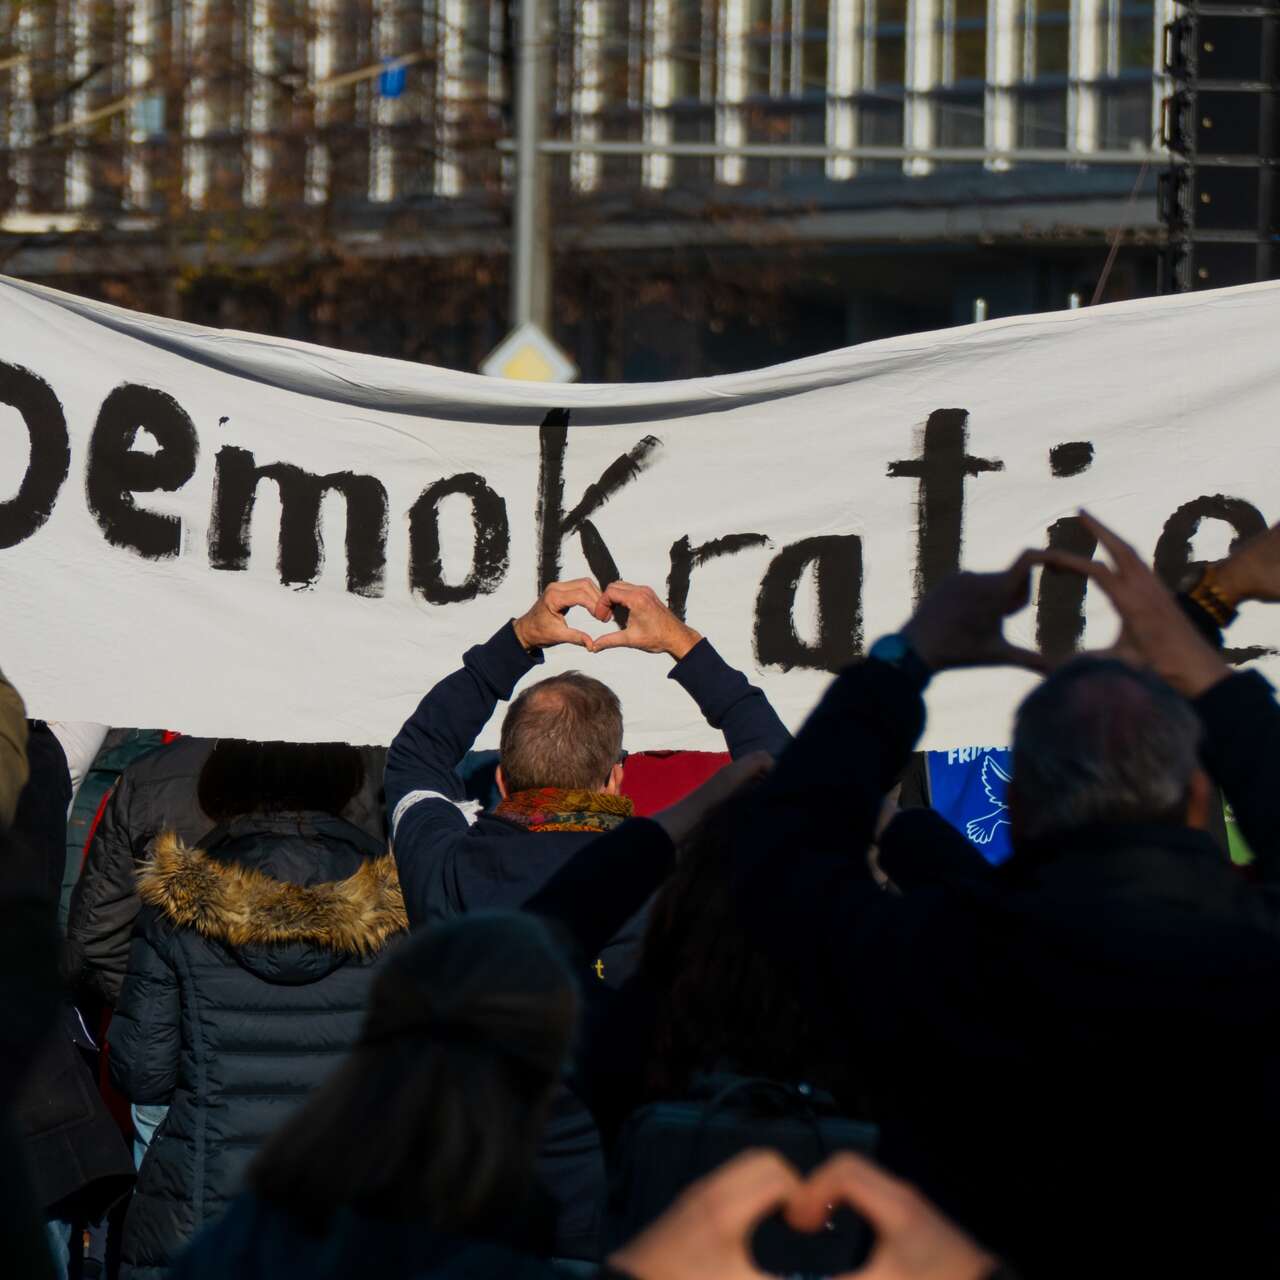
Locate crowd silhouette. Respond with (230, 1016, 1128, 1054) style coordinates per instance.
(6, 511, 1280, 1279)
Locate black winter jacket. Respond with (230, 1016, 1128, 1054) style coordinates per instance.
(385, 622, 790, 1260)
(733, 657, 1280, 1279)
(66, 737, 215, 1008)
(0, 891, 59, 1280)
(108, 813, 406, 1280)
(12, 723, 135, 1222)
(67, 739, 390, 1008)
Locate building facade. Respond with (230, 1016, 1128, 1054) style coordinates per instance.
(0, 1, 1171, 377)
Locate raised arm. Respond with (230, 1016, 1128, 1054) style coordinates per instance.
(733, 553, 1053, 1012)
(1195, 672, 1280, 877)
(385, 578, 612, 830)
(593, 581, 792, 758)
(1136, 517, 1280, 876)
(385, 623, 540, 828)
(1046, 512, 1280, 875)
(387, 580, 611, 925)
(732, 657, 926, 1000)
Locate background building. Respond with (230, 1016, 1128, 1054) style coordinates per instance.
(0, 0, 1169, 377)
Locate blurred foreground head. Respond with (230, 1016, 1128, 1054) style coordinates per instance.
(1011, 657, 1209, 847)
(250, 913, 577, 1236)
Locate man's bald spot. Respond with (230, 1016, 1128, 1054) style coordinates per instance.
(500, 671, 624, 793)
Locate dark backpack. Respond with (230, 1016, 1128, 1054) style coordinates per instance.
(605, 1074, 878, 1276)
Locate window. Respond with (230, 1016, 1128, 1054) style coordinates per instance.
(435, 0, 504, 196)
(1077, 0, 1157, 153)
(1098, 80, 1152, 149)
(65, 0, 131, 211)
(1025, 0, 1071, 78)
(861, 99, 905, 147)
(1014, 0, 1071, 153)
(941, 0, 988, 82)
(1018, 85, 1067, 146)
(859, 0, 907, 171)
(871, 0, 907, 89)
(660, 0, 715, 187)
(571, 0, 644, 190)
(936, 91, 985, 148)
(742, 0, 829, 180)
(1116, 0, 1154, 72)
(742, 0, 829, 99)
(248, 0, 311, 206)
(933, 0, 988, 161)
(670, 0, 709, 102)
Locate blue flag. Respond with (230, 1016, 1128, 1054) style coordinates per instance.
(378, 60, 407, 99)
(925, 747, 1014, 865)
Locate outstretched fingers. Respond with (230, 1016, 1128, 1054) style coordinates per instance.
(999, 550, 1046, 611)
(1036, 547, 1116, 590)
(1078, 510, 1144, 573)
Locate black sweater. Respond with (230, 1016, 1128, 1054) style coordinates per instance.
(535, 658, 1280, 1276)
(732, 658, 1280, 1279)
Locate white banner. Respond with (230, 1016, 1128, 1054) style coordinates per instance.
(2, 275, 1278, 751)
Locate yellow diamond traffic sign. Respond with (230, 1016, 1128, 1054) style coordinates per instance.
(481, 322, 578, 383)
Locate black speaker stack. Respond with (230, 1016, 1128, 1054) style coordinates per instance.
(1159, 0, 1280, 291)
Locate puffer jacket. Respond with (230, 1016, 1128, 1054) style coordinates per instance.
(67, 738, 389, 1007)
(107, 813, 406, 1280)
(66, 737, 215, 1008)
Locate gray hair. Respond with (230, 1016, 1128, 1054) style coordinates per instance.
(1011, 658, 1203, 844)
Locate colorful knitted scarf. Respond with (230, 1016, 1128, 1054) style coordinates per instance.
(494, 788, 634, 834)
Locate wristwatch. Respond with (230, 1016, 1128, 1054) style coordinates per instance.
(1179, 563, 1238, 628)
(868, 633, 933, 692)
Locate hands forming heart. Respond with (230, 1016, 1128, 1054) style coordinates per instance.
(1037, 511, 1230, 699)
(512, 579, 703, 661)
(608, 1150, 996, 1280)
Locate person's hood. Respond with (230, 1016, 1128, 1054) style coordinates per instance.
(137, 830, 406, 984)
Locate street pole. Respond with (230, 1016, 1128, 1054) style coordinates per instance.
(499, 138, 1165, 166)
(512, 0, 550, 330)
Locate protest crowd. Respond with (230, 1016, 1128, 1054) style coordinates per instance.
(7, 509, 1280, 1280)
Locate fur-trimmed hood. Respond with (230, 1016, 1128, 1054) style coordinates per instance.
(138, 830, 407, 957)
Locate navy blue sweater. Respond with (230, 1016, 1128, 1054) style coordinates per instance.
(385, 621, 789, 980)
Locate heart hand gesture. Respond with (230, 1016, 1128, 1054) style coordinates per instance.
(609, 1150, 997, 1280)
(591, 581, 704, 660)
(512, 579, 612, 652)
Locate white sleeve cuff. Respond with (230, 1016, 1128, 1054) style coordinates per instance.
(391, 789, 482, 838)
